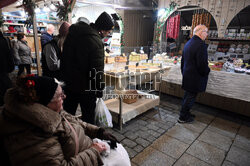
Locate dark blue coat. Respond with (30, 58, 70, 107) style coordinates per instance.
(181, 35, 210, 93)
(40, 32, 53, 48)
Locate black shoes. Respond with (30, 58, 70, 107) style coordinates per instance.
(178, 116, 194, 123)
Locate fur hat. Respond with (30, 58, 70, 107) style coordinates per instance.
(95, 12, 114, 31)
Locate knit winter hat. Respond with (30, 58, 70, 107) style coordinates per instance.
(24, 75, 58, 106)
(95, 12, 114, 31)
(59, 22, 70, 37)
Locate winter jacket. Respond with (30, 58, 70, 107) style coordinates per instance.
(0, 88, 104, 166)
(13, 40, 32, 65)
(181, 35, 210, 93)
(42, 36, 63, 80)
(0, 32, 14, 106)
(61, 21, 105, 94)
(0, 32, 14, 74)
(41, 32, 53, 47)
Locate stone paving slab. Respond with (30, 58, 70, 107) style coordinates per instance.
(186, 140, 226, 166)
(207, 117, 240, 138)
(192, 111, 215, 124)
(132, 146, 176, 166)
(238, 125, 250, 139)
(177, 120, 207, 133)
(173, 153, 211, 166)
(198, 129, 233, 151)
(222, 160, 237, 166)
(166, 124, 200, 144)
(226, 145, 250, 166)
(233, 134, 250, 152)
(151, 135, 189, 159)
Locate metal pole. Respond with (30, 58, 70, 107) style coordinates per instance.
(32, 0, 42, 76)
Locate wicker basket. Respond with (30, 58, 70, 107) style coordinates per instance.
(122, 90, 138, 104)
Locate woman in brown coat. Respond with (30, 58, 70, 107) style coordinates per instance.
(0, 75, 119, 166)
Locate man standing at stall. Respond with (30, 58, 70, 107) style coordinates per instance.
(61, 12, 114, 124)
(178, 24, 210, 123)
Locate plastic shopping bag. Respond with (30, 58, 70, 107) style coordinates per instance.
(95, 98, 113, 128)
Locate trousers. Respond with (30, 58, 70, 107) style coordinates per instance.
(180, 90, 197, 119)
(63, 89, 97, 124)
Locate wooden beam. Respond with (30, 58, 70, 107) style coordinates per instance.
(32, 0, 42, 76)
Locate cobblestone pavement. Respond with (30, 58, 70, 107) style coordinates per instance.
(103, 94, 250, 166)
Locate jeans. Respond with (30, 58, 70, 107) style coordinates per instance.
(180, 90, 197, 119)
(63, 89, 97, 124)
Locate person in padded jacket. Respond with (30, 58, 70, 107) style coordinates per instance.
(13, 33, 33, 76)
(61, 12, 114, 124)
(0, 75, 120, 166)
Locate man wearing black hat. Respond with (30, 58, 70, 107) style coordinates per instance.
(61, 12, 114, 124)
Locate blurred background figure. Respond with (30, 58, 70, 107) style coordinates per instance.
(13, 32, 32, 76)
(42, 22, 70, 80)
(41, 24, 55, 48)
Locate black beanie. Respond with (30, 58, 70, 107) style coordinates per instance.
(25, 76, 58, 106)
(95, 12, 114, 31)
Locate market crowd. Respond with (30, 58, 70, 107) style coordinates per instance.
(0, 12, 131, 166)
(0, 5, 211, 164)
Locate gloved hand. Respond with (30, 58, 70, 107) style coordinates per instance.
(97, 128, 119, 149)
(96, 90, 103, 98)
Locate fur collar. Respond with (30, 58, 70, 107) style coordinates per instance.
(3, 88, 61, 134)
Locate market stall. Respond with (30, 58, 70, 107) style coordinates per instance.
(159, 65, 250, 117)
(104, 56, 171, 129)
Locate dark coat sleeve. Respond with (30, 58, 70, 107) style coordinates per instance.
(0, 37, 14, 73)
(195, 43, 210, 76)
(181, 51, 184, 75)
(87, 37, 105, 91)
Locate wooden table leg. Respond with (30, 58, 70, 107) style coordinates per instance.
(119, 97, 123, 130)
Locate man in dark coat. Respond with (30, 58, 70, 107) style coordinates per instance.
(40, 24, 54, 48)
(61, 12, 114, 124)
(179, 25, 210, 123)
(0, 31, 14, 106)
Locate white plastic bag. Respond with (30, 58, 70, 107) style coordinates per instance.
(95, 98, 113, 128)
(93, 138, 131, 166)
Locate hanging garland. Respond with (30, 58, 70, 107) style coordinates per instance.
(154, 1, 177, 43)
(56, 0, 73, 21)
(22, 0, 35, 27)
(117, 14, 124, 48)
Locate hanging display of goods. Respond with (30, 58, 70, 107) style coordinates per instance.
(166, 13, 181, 39)
(190, 10, 211, 37)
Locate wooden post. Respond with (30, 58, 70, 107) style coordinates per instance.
(32, 0, 42, 76)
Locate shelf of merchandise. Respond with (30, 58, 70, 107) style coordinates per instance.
(208, 38, 250, 42)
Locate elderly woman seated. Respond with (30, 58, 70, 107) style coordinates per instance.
(0, 75, 130, 166)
